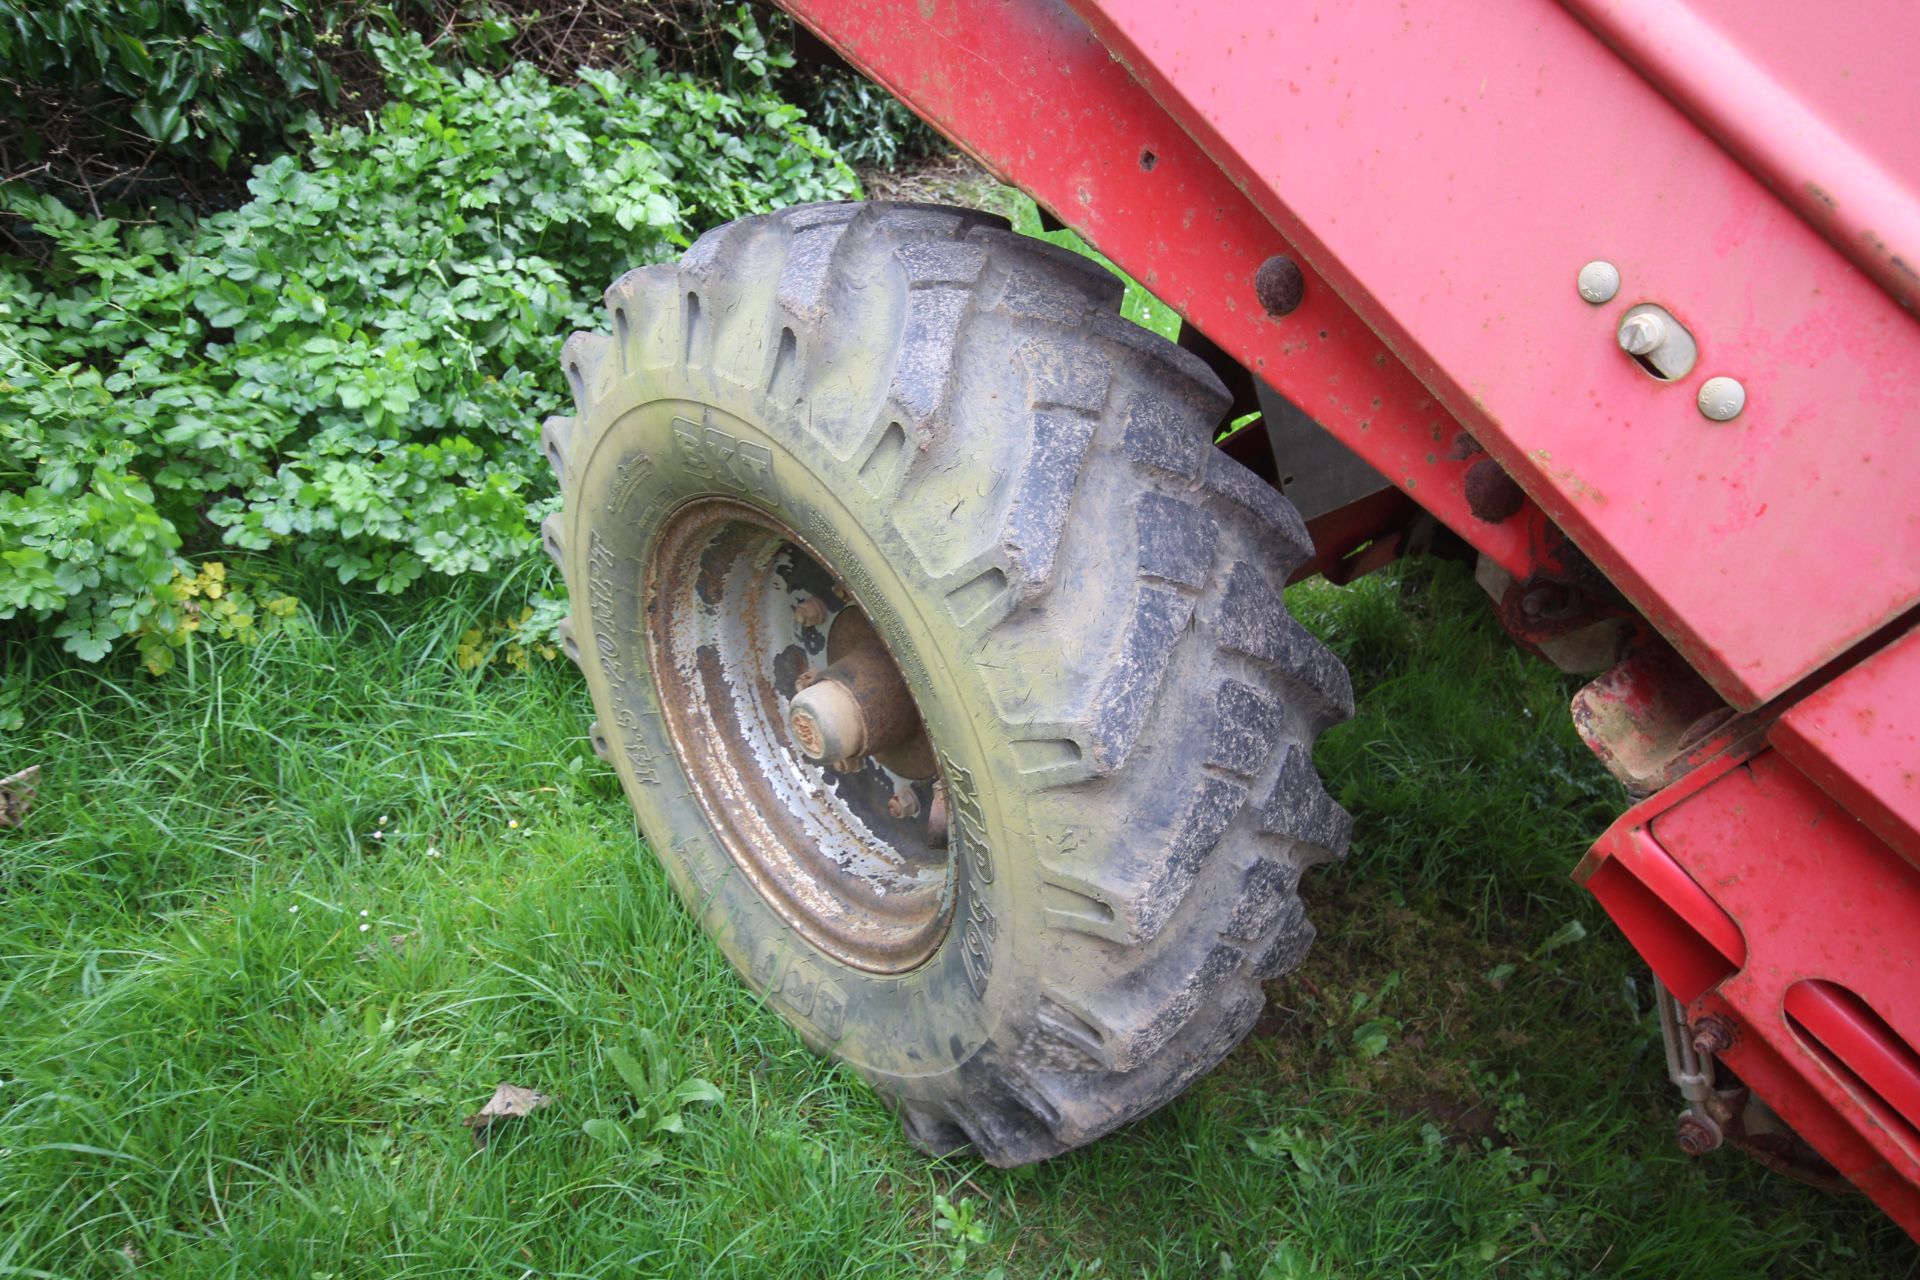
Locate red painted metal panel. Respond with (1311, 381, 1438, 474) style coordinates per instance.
(1069, 0, 1920, 709)
(1563, 0, 1920, 314)
(777, 0, 1553, 581)
(1772, 623, 1920, 871)
(1693, 992, 1920, 1233)
(1584, 751, 1920, 1234)
(1785, 981, 1920, 1146)
(1582, 824, 1743, 1002)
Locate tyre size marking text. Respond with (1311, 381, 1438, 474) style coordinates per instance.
(941, 753, 994, 886)
(612, 705, 660, 785)
(586, 532, 627, 694)
(961, 889, 997, 1000)
(942, 752, 998, 1000)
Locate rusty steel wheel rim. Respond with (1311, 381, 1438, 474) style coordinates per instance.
(645, 497, 954, 973)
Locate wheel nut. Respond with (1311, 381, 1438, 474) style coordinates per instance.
(887, 789, 921, 820)
(788, 679, 868, 763)
(794, 597, 829, 628)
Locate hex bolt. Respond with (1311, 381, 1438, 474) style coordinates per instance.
(1675, 1113, 1722, 1157)
(1698, 376, 1746, 422)
(794, 668, 822, 690)
(794, 597, 830, 628)
(887, 789, 921, 820)
(1690, 1014, 1737, 1057)
(1618, 312, 1668, 356)
(1577, 260, 1621, 304)
(1255, 255, 1306, 317)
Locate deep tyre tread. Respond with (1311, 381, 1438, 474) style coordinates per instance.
(550, 201, 1354, 1166)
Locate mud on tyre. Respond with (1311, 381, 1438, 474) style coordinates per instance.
(544, 201, 1354, 1164)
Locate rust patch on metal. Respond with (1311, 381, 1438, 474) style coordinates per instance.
(1571, 640, 1771, 794)
(1705, 1085, 1855, 1195)
(1463, 456, 1525, 523)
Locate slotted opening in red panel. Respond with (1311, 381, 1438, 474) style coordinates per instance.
(1584, 856, 1739, 1004)
(1785, 979, 1920, 1160)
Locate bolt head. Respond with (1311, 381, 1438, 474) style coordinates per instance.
(1577, 260, 1620, 304)
(887, 790, 921, 820)
(1698, 376, 1746, 421)
(1618, 312, 1668, 356)
(793, 597, 830, 628)
(1255, 255, 1306, 317)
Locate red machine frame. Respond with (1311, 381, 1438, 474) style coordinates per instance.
(778, 0, 1920, 1238)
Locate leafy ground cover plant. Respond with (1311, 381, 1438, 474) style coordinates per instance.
(0, 31, 856, 666)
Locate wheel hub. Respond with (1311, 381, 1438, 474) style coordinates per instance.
(644, 498, 952, 972)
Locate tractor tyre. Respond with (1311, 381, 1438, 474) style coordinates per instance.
(544, 201, 1354, 1164)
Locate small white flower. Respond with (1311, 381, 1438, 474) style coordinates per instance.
(359, 923, 371, 933)
(508, 819, 520, 830)
(360, 909, 369, 918)
(426, 846, 441, 859)
(378, 815, 389, 826)
(372, 830, 384, 840)
(289, 905, 299, 914)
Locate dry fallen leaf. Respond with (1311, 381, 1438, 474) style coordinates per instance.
(465, 1083, 552, 1147)
(0, 765, 40, 829)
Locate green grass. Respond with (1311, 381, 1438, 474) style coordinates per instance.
(2, 558, 1913, 1278)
